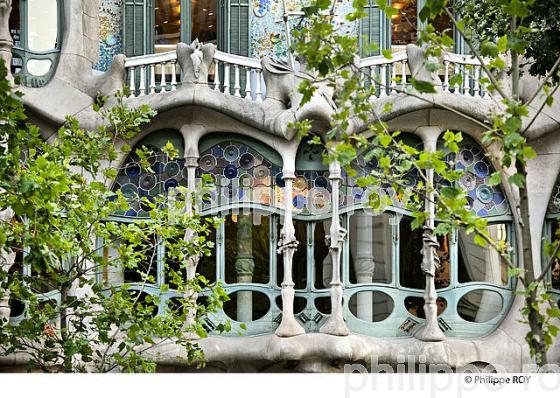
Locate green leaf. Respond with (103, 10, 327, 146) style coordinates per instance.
(488, 172, 502, 187)
(410, 78, 437, 94)
(382, 49, 393, 60)
(508, 173, 525, 188)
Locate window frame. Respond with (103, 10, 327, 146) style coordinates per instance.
(10, 0, 64, 87)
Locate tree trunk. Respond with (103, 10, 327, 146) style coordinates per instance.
(517, 161, 548, 366)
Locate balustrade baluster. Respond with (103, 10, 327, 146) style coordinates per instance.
(223, 63, 231, 95)
(245, 67, 252, 99)
(160, 62, 167, 93)
(401, 60, 407, 90)
(150, 64, 156, 94)
(233, 65, 241, 97)
(391, 62, 397, 93)
(463, 65, 470, 95)
(171, 61, 177, 91)
(443, 60, 449, 92)
(129, 67, 136, 97)
(214, 59, 221, 92)
(139, 66, 146, 96)
(255, 70, 263, 102)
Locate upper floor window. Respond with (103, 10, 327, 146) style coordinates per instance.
(124, 0, 248, 57)
(9, 0, 62, 86)
(360, 0, 454, 57)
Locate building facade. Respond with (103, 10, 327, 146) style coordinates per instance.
(1, 0, 560, 372)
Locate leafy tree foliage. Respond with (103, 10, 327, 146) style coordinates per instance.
(0, 61, 229, 372)
(291, 0, 560, 366)
(456, 0, 560, 80)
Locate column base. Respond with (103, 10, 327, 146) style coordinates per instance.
(319, 315, 350, 336)
(413, 323, 447, 342)
(275, 316, 305, 337)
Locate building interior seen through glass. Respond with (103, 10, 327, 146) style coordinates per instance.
(154, 0, 217, 53)
(391, 0, 452, 50)
(191, 0, 217, 44)
(549, 220, 560, 290)
(155, 0, 181, 53)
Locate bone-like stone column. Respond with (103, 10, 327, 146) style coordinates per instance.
(275, 169, 305, 337)
(414, 126, 446, 342)
(0, 0, 13, 83)
(0, 207, 15, 323)
(235, 213, 255, 322)
(350, 212, 375, 321)
(320, 160, 350, 335)
(183, 156, 202, 334)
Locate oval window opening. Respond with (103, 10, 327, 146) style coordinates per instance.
(457, 289, 503, 323)
(224, 291, 270, 322)
(404, 296, 447, 318)
(9, 298, 25, 318)
(276, 295, 307, 314)
(27, 59, 52, 76)
(314, 296, 331, 314)
(129, 290, 159, 317)
(349, 291, 394, 322)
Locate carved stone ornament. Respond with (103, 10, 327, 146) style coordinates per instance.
(177, 39, 216, 84)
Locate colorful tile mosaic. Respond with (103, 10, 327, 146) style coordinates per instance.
(250, 0, 358, 59)
(93, 0, 123, 72)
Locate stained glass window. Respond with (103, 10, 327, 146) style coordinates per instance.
(197, 141, 282, 210)
(453, 138, 511, 217)
(113, 131, 186, 218)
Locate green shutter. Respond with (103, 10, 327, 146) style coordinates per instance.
(360, 1, 382, 57)
(226, 0, 250, 56)
(123, 0, 153, 56)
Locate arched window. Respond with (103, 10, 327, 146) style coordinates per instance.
(195, 135, 283, 335)
(102, 130, 187, 314)
(9, 0, 62, 87)
(123, 0, 249, 57)
(359, 0, 457, 57)
(338, 133, 513, 338)
(543, 175, 560, 307)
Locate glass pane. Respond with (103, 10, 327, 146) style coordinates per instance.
(457, 289, 503, 323)
(9, 0, 20, 47)
(276, 295, 307, 314)
(223, 290, 270, 322)
(27, 0, 58, 51)
(458, 224, 509, 286)
(155, 0, 181, 53)
(225, 212, 270, 284)
(122, 236, 158, 284)
(399, 217, 424, 289)
(313, 221, 331, 289)
(553, 258, 560, 290)
(191, 0, 217, 45)
(399, 218, 450, 289)
(26, 59, 52, 76)
(314, 296, 331, 314)
(392, 0, 417, 48)
(348, 291, 394, 322)
(550, 220, 560, 290)
(277, 220, 307, 289)
(404, 296, 447, 318)
(197, 222, 217, 282)
(348, 212, 393, 285)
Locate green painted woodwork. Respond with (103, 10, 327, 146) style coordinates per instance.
(11, 0, 63, 87)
